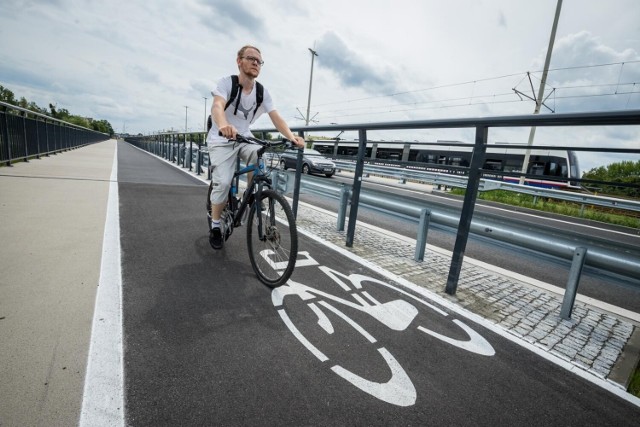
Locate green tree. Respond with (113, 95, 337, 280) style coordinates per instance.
(91, 119, 114, 136)
(18, 96, 29, 109)
(582, 160, 640, 198)
(3, 84, 115, 136)
(67, 115, 91, 128)
(27, 101, 47, 114)
(0, 85, 17, 105)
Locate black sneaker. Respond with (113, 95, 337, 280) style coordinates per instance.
(209, 227, 223, 250)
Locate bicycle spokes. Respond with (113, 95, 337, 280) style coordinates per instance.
(247, 190, 297, 288)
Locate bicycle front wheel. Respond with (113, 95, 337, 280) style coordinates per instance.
(246, 189, 298, 288)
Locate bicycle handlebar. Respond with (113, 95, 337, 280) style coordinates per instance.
(218, 132, 297, 150)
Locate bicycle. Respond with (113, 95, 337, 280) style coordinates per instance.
(206, 134, 298, 288)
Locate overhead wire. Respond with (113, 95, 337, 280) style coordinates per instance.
(293, 60, 640, 122)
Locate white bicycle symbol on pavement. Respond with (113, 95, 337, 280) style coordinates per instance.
(270, 253, 495, 407)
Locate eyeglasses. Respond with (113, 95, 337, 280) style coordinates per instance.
(242, 56, 264, 66)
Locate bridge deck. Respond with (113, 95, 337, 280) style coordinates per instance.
(0, 140, 638, 425)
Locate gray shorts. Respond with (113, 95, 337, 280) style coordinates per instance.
(208, 141, 261, 205)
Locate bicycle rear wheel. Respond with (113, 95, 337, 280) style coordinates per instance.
(246, 189, 298, 288)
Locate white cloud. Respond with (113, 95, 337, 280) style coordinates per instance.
(0, 0, 638, 171)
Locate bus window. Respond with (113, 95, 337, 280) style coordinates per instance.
(504, 158, 522, 172)
(529, 162, 546, 175)
(483, 160, 503, 171)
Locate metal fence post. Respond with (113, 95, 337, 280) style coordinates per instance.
(445, 125, 488, 295)
(337, 185, 350, 232)
(272, 171, 280, 194)
(21, 113, 29, 162)
(414, 208, 431, 262)
(44, 119, 50, 157)
(3, 107, 13, 165)
(52, 122, 58, 153)
(291, 130, 305, 219)
(271, 170, 286, 195)
(35, 118, 41, 159)
(560, 247, 588, 320)
(196, 147, 202, 176)
(346, 129, 367, 247)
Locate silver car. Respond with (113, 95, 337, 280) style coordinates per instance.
(279, 149, 336, 177)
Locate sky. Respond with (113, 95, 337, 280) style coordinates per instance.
(1, 0, 639, 172)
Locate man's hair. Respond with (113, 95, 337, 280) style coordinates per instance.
(237, 45, 261, 59)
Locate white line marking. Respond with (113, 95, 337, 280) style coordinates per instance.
(331, 347, 417, 407)
(418, 320, 496, 356)
(295, 223, 640, 407)
(127, 142, 640, 406)
(319, 301, 377, 344)
(302, 202, 640, 324)
(364, 177, 639, 240)
(277, 309, 328, 362)
(309, 302, 334, 334)
(480, 202, 640, 239)
(80, 140, 125, 426)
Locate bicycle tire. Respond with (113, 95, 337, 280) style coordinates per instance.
(246, 189, 298, 288)
(206, 182, 213, 230)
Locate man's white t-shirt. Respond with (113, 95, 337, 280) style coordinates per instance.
(206, 75, 276, 145)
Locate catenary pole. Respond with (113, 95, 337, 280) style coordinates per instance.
(305, 48, 318, 126)
(519, 0, 563, 184)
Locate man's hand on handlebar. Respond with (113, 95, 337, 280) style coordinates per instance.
(218, 124, 237, 140)
(290, 135, 305, 148)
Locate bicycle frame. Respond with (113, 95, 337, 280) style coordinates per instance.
(207, 133, 298, 287)
(229, 156, 272, 240)
(210, 133, 293, 245)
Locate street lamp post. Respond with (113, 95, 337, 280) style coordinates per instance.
(203, 97, 208, 131)
(184, 105, 189, 132)
(305, 47, 318, 126)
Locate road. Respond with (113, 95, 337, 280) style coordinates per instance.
(116, 141, 639, 425)
(309, 173, 640, 314)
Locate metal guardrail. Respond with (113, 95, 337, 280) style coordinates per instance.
(0, 100, 109, 165)
(332, 160, 640, 214)
(128, 109, 640, 299)
(274, 171, 640, 281)
(255, 109, 640, 295)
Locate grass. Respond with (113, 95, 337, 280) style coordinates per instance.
(449, 189, 640, 229)
(450, 187, 640, 397)
(630, 364, 640, 397)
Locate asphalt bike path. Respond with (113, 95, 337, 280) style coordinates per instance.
(117, 141, 638, 425)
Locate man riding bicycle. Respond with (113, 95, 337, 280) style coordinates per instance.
(206, 45, 305, 250)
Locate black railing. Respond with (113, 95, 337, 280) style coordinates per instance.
(126, 109, 640, 295)
(0, 101, 110, 165)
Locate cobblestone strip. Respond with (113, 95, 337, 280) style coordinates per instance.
(294, 203, 636, 381)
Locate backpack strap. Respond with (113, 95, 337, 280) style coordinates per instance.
(224, 75, 241, 113)
(223, 75, 264, 120)
(253, 82, 263, 118)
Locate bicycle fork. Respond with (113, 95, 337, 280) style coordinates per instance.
(252, 177, 273, 242)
